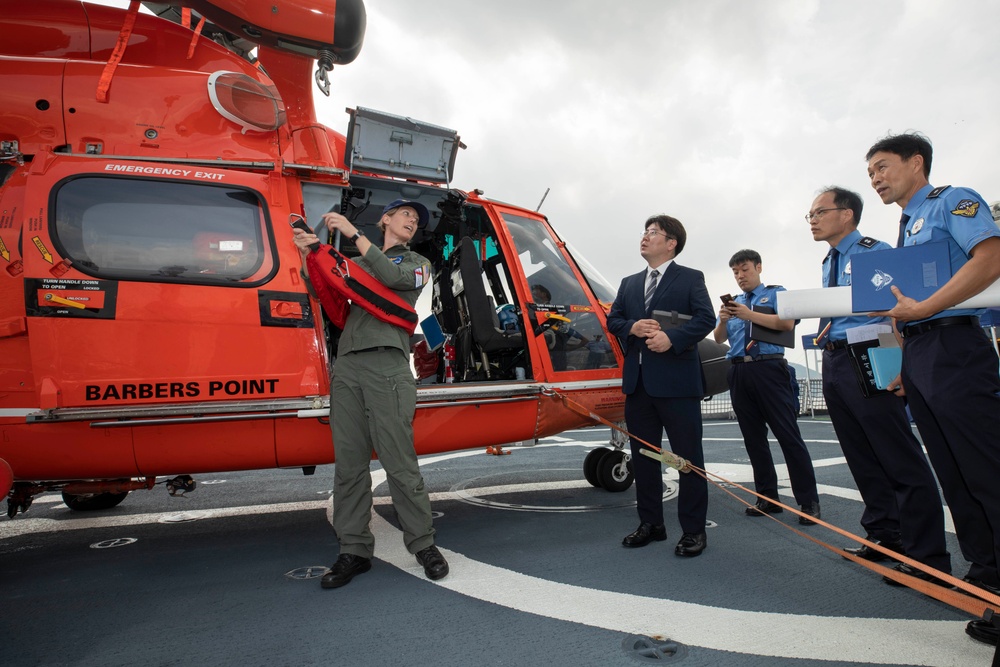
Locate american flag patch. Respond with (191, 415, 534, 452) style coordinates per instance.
(414, 264, 430, 288)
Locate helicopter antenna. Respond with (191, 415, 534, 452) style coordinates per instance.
(535, 187, 550, 212)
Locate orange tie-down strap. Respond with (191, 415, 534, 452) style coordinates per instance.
(546, 389, 1000, 623)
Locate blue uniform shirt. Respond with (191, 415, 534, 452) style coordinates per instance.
(824, 230, 894, 342)
(900, 184, 1000, 323)
(722, 284, 787, 358)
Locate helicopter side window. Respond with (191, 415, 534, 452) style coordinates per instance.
(503, 213, 616, 370)
(51, 177, 273, 286)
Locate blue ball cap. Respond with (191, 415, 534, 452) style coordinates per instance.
(382, 199, 429, 229)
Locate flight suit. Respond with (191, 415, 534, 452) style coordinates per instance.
(820, 230, 949, 571)
(896, 184, 1000, 587)
(331, 243, 435, 559)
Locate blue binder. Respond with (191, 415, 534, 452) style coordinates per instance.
(850, 242, 951, 312)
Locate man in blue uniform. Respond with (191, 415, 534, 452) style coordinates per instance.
(607, 214, 715, 557)
(807, 186, 949, 579)
(713, 250, 820, 524)
(867, 132, 1000, 646)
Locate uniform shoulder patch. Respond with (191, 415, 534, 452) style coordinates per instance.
(951, 199, 980, 217)
(858, 236, 878, 248)
(927, 185, 950, 199)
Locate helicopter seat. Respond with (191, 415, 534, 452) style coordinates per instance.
(454, 236, 524, 379)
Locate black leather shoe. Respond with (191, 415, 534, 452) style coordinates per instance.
(745, 499, 783, 516)
(415, 545, 449, 581)
(798, 502, 821, 526)
(882, 562, 953, 588)
(321, 553, 372, 589)
(842, 538, 903, 562)
(961, 576, 1000, 598)
(966, 619, 999, 646)
(674, 532, 707, 558)
(622, 522, 667, 548)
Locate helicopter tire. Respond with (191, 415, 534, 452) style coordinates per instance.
(62, 490, 129, 512)
(583, 447, 612, 488)
(596, 450, 634, 493)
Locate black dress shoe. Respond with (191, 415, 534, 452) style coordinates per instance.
(882, 562, 953, 588)
(966, 619, 999, 646)
(321, 553, 372, 589)
(798, 502, 821, 526)
(622, 522, 667, 548)
(961, 576, 1000, 598)
(674, 532, 707, 558)
(745, 499, 783, 516)
(415, 545, 449, 581)
(842, 538, 903, 562)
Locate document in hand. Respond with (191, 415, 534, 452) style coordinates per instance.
(850, 242, 951, 312)
(748, 305, 795, 348)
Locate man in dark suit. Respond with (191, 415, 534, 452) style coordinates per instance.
(607, 214, 716, 557)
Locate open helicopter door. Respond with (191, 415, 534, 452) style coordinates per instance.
(344, 107, 464, 183)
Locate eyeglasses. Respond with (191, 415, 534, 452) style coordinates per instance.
(640, 229, 675, 240)
(804, 208, 848, 222)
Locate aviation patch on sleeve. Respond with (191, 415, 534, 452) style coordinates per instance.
(951, 199, 980, 217)
(414, 263, 430, 288)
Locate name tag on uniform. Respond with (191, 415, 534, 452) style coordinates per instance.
(850, 242, 951, 312)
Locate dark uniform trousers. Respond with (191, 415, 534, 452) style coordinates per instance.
(822, 348, 950, 571)
(901, 325, 1000, 586)
(331, 348, 435, 560)
(728, 359, 819, 505)
(625, 366, 708, 536)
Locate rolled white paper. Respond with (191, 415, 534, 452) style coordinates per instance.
(776, 280, 1000, 319)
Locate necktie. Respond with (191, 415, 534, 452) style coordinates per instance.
(743, 290, 758, 357)
(644, 269, 659, 311)
(896, 213, 910, 248)
(816, 248, 839, 345)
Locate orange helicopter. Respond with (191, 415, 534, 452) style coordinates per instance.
(0, 0, 726, 517)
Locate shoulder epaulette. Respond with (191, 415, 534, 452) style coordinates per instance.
(858, 236, 878, 248)
(927, 185, 950, 199)
(764, 284, 780, 289)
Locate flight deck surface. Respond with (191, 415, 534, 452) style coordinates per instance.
(1, 419, 992, 667)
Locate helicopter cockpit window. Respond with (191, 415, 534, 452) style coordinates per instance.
(502, 213, 616, 371)
(52, 177, 272, 285)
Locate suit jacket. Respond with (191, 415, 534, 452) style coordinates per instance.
(607, 262, 715, 397)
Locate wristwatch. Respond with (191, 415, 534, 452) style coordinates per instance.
(350, 230, 364, 242)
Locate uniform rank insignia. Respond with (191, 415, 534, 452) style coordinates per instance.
(951, 199, 980, 217)
(414, 264, 429, 288)
(858, 237, 878, 248)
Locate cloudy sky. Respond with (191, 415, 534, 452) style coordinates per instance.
(99, 1, 1000, 366)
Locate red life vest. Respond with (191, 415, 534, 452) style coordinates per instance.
(305, 244, 419, 335)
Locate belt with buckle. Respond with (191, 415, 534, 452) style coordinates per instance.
(824, 339, 849, 351)
(731, 353, 784, 364)
(902, 315, 979, 338)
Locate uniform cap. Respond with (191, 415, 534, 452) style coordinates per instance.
(382, 199, 429, 228)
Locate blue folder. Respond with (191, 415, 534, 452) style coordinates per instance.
(850, 242, 951, 312)
(868, 346, 902, 390)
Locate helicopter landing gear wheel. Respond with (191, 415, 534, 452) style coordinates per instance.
(596, 450, 634, 493)
(61, 491, 129, 512)
(583, 447, 612, 487)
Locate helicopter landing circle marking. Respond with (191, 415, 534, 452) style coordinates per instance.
(352, 447, 974, 666)
(450, 469, 676, 512)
